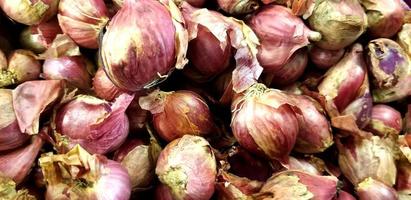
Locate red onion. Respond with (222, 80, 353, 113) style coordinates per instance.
(335, 191, 356, 200)
(288, 156, 326, 175)
(140, 90, 215, 142)
(39, 145, 131, 200)
(54, 93, 133, 154)
(155, 183, 174, 200)
(367, 38, 411, 103)
(356, 177, 398, 200)
(101, 0, 188, 92)
(308, 0, 367, 50)
(0, 49, 41, 87)
(0, 89, 30, 151)
(19, 18, 62, 53)
(0, 136, 43, 184)
(360, 0, 405, 38)
(256, 170, 338, 200)
(92, 67, 124, 101)
(216, 0, 259, 15)
(58, 0, 109, 49)
(114, 0, 206, 8)
(113, 138, 160, 191)
(398, 24, 411, 57)
(263, 48, 308, 87)
(216, 171, 263, 200)
(260, 0, 316, 18)
(38, 34, 81, 59)
(181, 3, 263, 92)
(318, 44, 372, 129)
(126, 95, 149, 133)
(42, 56, 93, 90)
(0, 177, 36, 199)
(399, 135, 411, 162)
(156, 135, 217, 200)
(337, 136, 397, 186)
(396, 160, 411, 195)
(309, 46, 345, 70)
(248, 5, 321, 72)
(365, 104, 402, 137)
(231, 83, 300, 162)
(0, 0, 59, 25)
(288, 93, 333, 153)
(13, 80, 63, 135)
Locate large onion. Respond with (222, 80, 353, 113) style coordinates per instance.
(100, 0, 188, 91)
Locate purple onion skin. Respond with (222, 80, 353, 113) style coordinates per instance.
(309, 46, 345, 70)
(365, 104, 402, 137)
(318, 43, 372, 128)
(92, 67, 124, 101)
(227, 147, 272, 181)
(101, 0, 178, 92)
(43, 56, 93, 90)
(357, 178, 398, 200)
(335, 191, 356, 200)
(248, 5, 321, 72)
(0, 0, 59, 25)
(263, 48, 308, 87)
(367, 38, 411, 103)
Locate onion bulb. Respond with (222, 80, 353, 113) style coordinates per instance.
(19, 18, 62, 53)
(356, 177, 398, 200)
(365, 104, 402, 137)
(39, 145, 131, 200)
(216, 0, 259, 15)
(309, 46, 345, 70)
(92, 67, 124, 101)
(0, 0, 59, 25)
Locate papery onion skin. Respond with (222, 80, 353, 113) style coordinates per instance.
(337, 136, 397, 186)
(318, 43, 372, 128)
(263, 48, 308, 87)
(366, 38, 411, 103)
(58, 0, 109, 49)
(0, 89, 30, 151)
(288, 156, 325, 176)
(0, 136, 43, 184)
(216, 171, 263, 200)
(101, 0, 187, 92)
(0, 0, 59, 25)
(42, 56, 93, 90)
(126, 95, 149, 133)
(257, 170, 338, 200)
(248, 5, 321, 72)
(308, 0, 367, 50)
(217, 0, 259, 15)
(231, 83, 300, 162)
(398, 24, 411, 57)
(156, 135, 217, 200)
(40, 145, 131, 200)
(55, 93, 133, 154)
(360, 0, 405, 38)
(0, 177, 36, 199)
(20, 18, 62, 53)
(0, 50, 41, 88)
(357, 177, 398, 200)
(114, 0, 206, 8)
(93, 67, 124, 101)
(139, 90, 215, 142)
(365, 104, 402, 137)
(309, 46, 345, 70)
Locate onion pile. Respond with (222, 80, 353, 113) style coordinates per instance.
(0, 0, 410, 199)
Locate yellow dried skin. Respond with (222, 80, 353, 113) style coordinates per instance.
(256, 173, 313, 200)
(0, 70, 17, 88)
(0, 177, 35, 200)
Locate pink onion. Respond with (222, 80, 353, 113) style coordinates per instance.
(39, 145, 131, 200)
(256, 170, 338, 200)
(309, 46, 345, 70)
(337, 136, 397, 186)
(335, 191, 356, 200)
(114, 0, 206, 8)
(139, 90, 215, 142)
(113, 138, 160, 191)
(13, 80, 63, 135)
(360, 0, 405, 38)
(260, 0, 316, 18)
(396, 160, 411, 195)
(356, 177, 398, 200)
(398, 24, 411, 57)
(0, 0, 59, 25)
(216, 170, 263, 200)
(288, 156, 326, 175)
(42, 56, 94, 90)
(19, 18, 62, 53)
(0, 89, 30, 151)
(126, 95, 149, 133)
(308, 0, 367, 50)
(231, 83, 300, 162)
(366, 38, 411, 103)
(0, 136, 43, 184)
(248, 5, 321, 72)
(100, 0, 188, 91)
(318, 44, 372, 128)
(216, 0, 259, 15)
(0, 49, 41, 87)
(54, 93, 133, 154)
(0, 177, 36, 199)
(365, 104, 402, 137)
(58, 0, 109, 49)
(156, 135, 217, 200)
(155, 183, 174, 200)
(92, 67, 125, 101)
(263, 48, 308, 87)
(181, 3, 262, 92)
